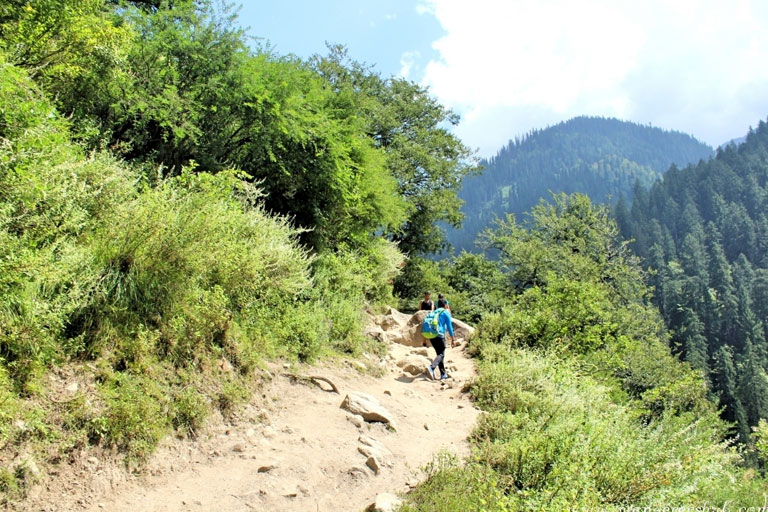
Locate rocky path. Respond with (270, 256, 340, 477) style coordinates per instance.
(28, 310, 479, 512)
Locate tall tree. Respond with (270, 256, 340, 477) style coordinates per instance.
(310, 46, 478, 255)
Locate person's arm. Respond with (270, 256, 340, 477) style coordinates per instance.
(443, 311, 455, 343)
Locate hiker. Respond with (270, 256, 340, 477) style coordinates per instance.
(437, 294, 451, 312)
(419, 291, 435, 311)
(423, 307, 455, 381)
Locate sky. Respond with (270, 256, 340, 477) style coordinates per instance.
(238, 0, 768, 157)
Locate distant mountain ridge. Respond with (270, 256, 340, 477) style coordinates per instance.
(448, 116, 714, 253)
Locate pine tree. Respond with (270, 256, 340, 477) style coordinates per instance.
(713, 345, 750, 440)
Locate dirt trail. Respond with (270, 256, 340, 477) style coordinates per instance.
(32, 319, 479, 512)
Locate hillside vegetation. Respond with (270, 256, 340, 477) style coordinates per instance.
(449, 116, 713, 253)
(0, 0, 473, 501)
(403, 195, 768, 510)
(617, 121, 768, 446)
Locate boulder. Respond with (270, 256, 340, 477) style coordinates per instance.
(362, 323, 386, 341)
(366, 493, 403, 512)
(452, 317, 475, 342)
(366, 307, 475, 347)
(365, 455, 384, 475)
(396, 310, 429, 347)
(396, 355, 431, 376)
(357, 435, 393, 468)
(377, 307, 411, 331)
(340, 392, 397, 429)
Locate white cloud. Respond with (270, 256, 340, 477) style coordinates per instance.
(419, 0, 768, 155)
(399, 50, 420, 79)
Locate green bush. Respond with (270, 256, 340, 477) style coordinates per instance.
(399, 453, 514, 512)
(170, 386, 209, 436)
(394, 256, 452, 311)
(1, 55, 398, 470)
(89, 371, 169, 461)
(446, 349, 749, 510)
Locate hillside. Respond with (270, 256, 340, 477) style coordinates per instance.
(449, 116, 713, 252)
(616, 119, 768, 442)
(21, 312, 479, 512)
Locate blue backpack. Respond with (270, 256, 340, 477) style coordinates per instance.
(422, 308, 445, 339)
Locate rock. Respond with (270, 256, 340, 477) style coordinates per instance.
(14, 455, 40, 480)
(412, 348, 430, 357)
(86, 456, 99, 466)
(348, 465, 370, 479)
(424, 423, 430, 430)
(366, 492, 403, 512)
(363, 324, 386, 341)
(352, 361, 368, 372)
(65, 381, 79, 393)
(257, 464, 277, 473)
(218, 358, 233, 373)
(396, 355, 431, 376)
(377, 308, 411, 331)
(232, 443, 247, 453)
(395, 310, 430, 347)
(347, 414, 364, 428)
(340, 392, 397, 429)
(365, 455, 383, 474)
(357, 436, 393, 472)
(452, 317, 475, 343)
(358, 434, 380, 448)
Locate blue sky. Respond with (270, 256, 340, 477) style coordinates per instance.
(238, 1, 768, 157)
(238, 1, 441, 78)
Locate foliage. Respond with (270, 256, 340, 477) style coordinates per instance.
(311, 46, 478, 256)
(449, 116, 713, 253)
(617, 120, 768, 441)
(404, 193, 768, 510)
(0, 46, 405, 481)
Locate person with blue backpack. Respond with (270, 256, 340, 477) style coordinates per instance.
(421, 306, 455, 381)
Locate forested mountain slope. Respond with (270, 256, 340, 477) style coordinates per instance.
(617, 120, 768, 441)
(449, 116, 713, 252)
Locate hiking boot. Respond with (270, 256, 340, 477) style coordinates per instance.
(426, 366, 435, 380)
(441, 374, 448, 381)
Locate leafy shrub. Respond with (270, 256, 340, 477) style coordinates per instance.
(476, 275, 619, 354)
(170, 386, 209, 436)
(394, 256, 452, 310)
(448, 349, 746, 510)
(399, 453, 514, 512)
(89, 371, 169, 461)
(0, 56, 136, 388)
